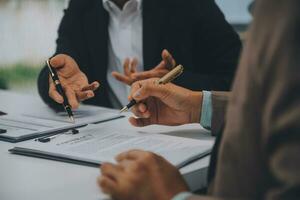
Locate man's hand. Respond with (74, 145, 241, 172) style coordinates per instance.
(112, 49, 176, 85)
(98, 150, 189, 200)
(48, 54, 100, 109)
(128, 78, 203, 127)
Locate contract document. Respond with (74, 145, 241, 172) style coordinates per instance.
(0, 106, 122, 143)
(10, 124, 214, 168)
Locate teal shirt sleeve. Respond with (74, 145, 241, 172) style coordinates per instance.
(172, 192, 193, 200)
(200, 91, 212, 129)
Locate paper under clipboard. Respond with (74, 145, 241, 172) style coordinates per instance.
(0, 106, 123, 143)
(9, 124, 214, 169)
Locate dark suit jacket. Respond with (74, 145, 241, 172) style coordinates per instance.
(190, 0, 300, 199)
(38, 0, 241, 109)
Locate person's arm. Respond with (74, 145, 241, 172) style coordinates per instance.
(186, 1, 300, 198)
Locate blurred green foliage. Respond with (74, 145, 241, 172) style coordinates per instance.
(0, 64, 41, 90)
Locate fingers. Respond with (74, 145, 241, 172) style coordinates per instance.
(123, 58, 131, 76)
(64, 86, 79, 109)
(112, 58, 139, 85)
(129, 81, 143, 101)
(131, 71, 155, 80)
(99, 163, 122, 195)
(78, 81, 100, 101)
(129, 117, 151, 127)
(130, 79, 168, 102)
(116, 150, 147, 162)
(162, 49, 176, 70)
(111, 71, 132, 85)
(98, 176, 117, 194)
(49, 82, 64, 104)
(132, 68, 169, 80)
(81, 81, 100, 92)
(76, 90, 94, 102)
(101, 163, 123, 180)
(130, 58, 138, 73)
(131, 102, 151, 118)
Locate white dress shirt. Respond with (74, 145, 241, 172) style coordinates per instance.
(103, 0, 143, 108)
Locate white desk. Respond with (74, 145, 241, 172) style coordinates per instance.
(0, 90, 213, 200)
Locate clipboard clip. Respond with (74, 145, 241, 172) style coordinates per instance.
(35, 128, 80, 143)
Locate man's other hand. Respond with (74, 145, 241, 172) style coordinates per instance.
(98, 150, 189, 200)
(112, 49, 176, 85)
(48, 54, 100, 109)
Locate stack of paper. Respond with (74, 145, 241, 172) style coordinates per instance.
(10, 123, 214, 169)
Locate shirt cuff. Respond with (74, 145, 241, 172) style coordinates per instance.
(200, 91, 212, 129)
(172, 192, 193, 200)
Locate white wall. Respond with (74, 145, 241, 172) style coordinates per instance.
(216, 0, 253, 24)
(0, 0, 68, 67)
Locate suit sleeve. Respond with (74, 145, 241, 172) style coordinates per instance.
(186, 47, 300, 200)
(260, 35, 300, 200)
(37, 0, 83, 110)
(210, 91, 230, 136)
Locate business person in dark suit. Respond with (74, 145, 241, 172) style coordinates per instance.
(98, 0, 300, 199)
(37, 0, 241, 110)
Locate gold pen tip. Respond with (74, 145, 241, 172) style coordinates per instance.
(120, 107, 128, 113)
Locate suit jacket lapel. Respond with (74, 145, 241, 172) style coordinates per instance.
(84, 1, 109, 80)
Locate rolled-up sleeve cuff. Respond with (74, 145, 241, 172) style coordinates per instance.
(200, 91, 212, 129)
(172, 192, 193, 200)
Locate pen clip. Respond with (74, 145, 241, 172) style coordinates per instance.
(46, 59, 55, 77)
(35, 128, 81, 143)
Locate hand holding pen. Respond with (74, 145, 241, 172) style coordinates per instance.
(123, 68, 204, 127)
(47, 55, 100, 119)
(120, 65, 184, 112)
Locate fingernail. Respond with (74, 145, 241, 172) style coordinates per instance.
(133, 88, 142, 98)
(87, 93, 94, 98)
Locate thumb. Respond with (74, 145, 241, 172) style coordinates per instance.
(49, 54, 67, 68)
(162, 49, 176, 70)
(50, 54, 79, 77)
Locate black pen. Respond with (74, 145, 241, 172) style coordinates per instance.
(36, 129, 80, 143)
(120, 65, 184, 113)
(0, 128, 7, 134)
(46, 59, 75, 123)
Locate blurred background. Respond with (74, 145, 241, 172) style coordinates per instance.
(0, 0, 253, 95)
